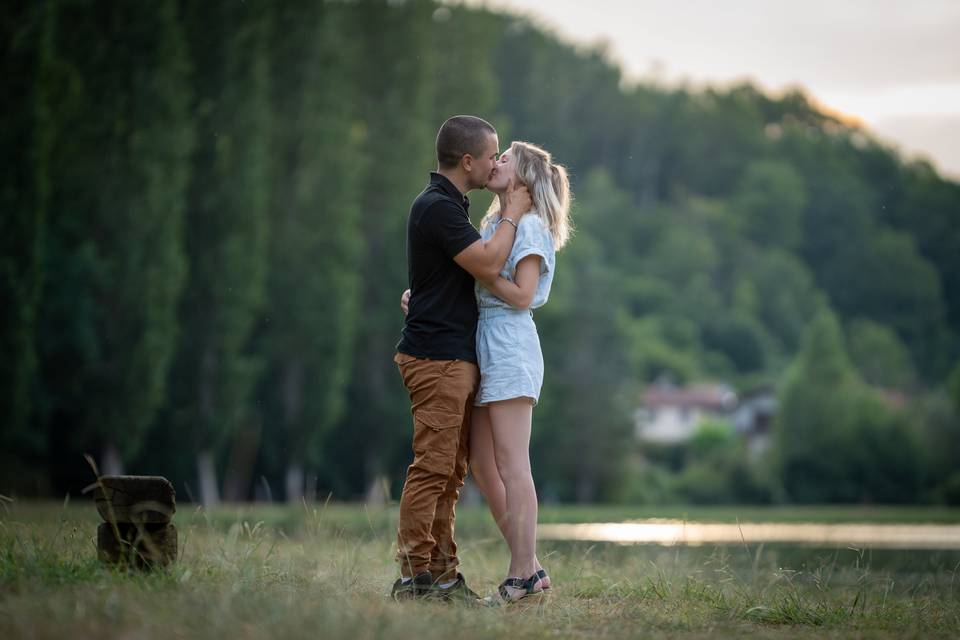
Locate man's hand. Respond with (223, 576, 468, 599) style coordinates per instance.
(400, 289, 410, 316)
(452, 182, 532, 283)
(502, 181, 532, 220)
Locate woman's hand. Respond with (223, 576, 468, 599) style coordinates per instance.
(400, 289, 410, 315)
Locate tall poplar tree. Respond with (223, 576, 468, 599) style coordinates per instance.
(261, 0, 364, 501)
(0, 0, 55, 490)
(39, 0, 193, 476)
(166, 0, 271, 506)
(332, 0, 437, 497)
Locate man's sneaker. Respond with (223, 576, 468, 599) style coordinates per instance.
(430, 572, 482, 604)
(391, 571, 433, 601)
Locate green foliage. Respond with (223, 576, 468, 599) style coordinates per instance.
(0, 1, 54, 477)
(948, 360, 960, 413)
(777, 310, 923, 503)
(327, 0, 439, 496)
(258, 1, 367, 498)
(37, 0, 193, 472)
(5, 0, 960, 504)
(847, 319, 916, 389)
(534, 228, 635, 502)
(689, 419, 737, 457)
(915, 366, 960, 502)
(163, 0, 273, 497)
(730, 160, 806, 250)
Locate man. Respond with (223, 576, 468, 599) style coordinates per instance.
(391, 115, 531, 602)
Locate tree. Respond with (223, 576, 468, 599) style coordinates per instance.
(776, 309, 862, 502)
(734, 249, 823, 356)
(534, 224, 634, 502)
(328, 0, 437, 499)
(165, 0, 272, 506)
(777, 309, 922, 503)
(887, 163, 960, 368)
(0, 0, 55, 492)
(825, 228, 946, 375)
(847, 318, 916, 389)
(730, 160, 807, 250)
(259, 0, 365, 502)
(39, 0, 193, 477)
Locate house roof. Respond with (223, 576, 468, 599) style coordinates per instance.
(642, 383, 737, 411)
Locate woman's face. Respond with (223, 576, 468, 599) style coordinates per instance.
(486, 147, 517, 194)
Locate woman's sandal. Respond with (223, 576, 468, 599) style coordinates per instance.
(488, 575, 545, 605)
(534, 568, 550, 590)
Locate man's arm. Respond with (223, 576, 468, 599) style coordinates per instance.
(452, 184, 531, 282)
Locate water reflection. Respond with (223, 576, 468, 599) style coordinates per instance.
(538, 520, 960, 549)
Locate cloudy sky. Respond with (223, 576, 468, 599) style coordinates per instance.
(458, 0, 960, 179)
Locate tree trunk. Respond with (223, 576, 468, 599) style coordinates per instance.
(286, 463, 304, 503)
(102, 442, 124, 476)
(364, 474, 388, 505)
(223, 422, 261, 502)
(197, 449, 220, 508)
(575, 463, 596, 503)
(282, 357, 305, 503)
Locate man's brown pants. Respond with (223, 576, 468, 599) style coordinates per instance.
(394, 352, 479, 580)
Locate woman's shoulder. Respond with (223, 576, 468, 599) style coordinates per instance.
(518, 211, 549, 236)
(518, 212, 553, 249)
(519, 210, 545, 226)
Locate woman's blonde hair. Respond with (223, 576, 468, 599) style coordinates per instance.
(481, 141, 573, 250)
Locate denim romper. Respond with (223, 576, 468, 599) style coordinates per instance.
(474, 213, 556, 406)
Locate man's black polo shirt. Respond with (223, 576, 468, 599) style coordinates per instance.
(397, 172, 482, 363)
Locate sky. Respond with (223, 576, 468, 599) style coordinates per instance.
(456, 0, 960, 179)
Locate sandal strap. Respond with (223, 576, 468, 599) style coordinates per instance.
(498, 577, 527, 602)
(500, 577, 526, 590)
(534, 568, 549, 589)
(523, 573, 542, 591)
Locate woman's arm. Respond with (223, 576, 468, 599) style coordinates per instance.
(481, 255, 541, 310)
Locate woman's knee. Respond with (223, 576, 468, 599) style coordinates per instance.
(469, 459, 497, 494)
(494, 456, 532, 487)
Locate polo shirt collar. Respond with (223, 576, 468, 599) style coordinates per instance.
(430, 172, 470, 209)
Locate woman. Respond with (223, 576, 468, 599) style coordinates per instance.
(470, 140, 572, 604)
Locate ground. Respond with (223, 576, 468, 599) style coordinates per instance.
(1, 502, 958, 639)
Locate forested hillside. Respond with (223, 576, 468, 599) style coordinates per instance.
(3, 0, 959, 504)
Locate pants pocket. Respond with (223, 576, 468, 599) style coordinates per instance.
(394, 352, 418, 366)
(411, 409, 462, 476)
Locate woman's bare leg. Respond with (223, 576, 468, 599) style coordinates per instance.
(469, 406, 509, 537)
(471, 403, 550, 589)
(488, 397, 538, 583)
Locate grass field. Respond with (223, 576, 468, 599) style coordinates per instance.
(2, 501, 959, 639)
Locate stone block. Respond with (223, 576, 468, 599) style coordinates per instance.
(97, 522, 177, 569)
(92, 475, 176, 524)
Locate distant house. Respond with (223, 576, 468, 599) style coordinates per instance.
(634, 382, 737, 444)
(634, 381, 777, 454)
(731, 386, 777, 456)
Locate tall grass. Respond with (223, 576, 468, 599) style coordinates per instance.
(1, 503, 958, 639)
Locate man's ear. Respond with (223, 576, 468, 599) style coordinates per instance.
(461, 153, 474, 173)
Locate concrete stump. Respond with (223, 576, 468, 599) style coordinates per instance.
(97, 522, 178, 568)
(93, 475, 177, 569)
(92, 475, 176, 524)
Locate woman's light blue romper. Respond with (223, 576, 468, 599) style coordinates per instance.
(474, 213, 556, 406)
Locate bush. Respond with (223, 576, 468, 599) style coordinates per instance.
(938, 472, 960, 506)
